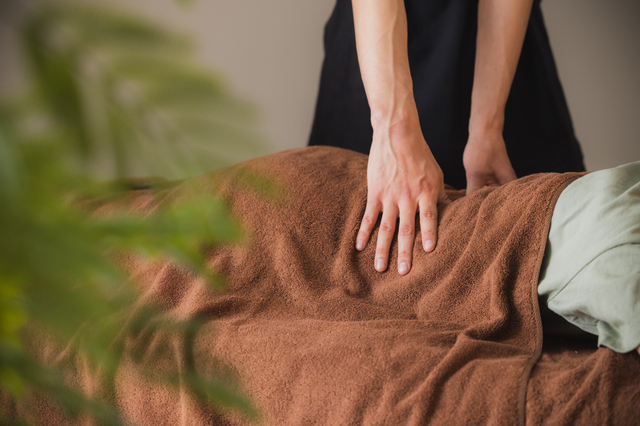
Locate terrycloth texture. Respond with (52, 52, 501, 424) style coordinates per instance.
(526, 336, 640, 426)
(538, 161, 640, 353)
(16, 147, 640, 425)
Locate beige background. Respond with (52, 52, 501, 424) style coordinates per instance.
(1, 0, 639, 172)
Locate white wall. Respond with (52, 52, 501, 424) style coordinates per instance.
(542, 0, 640, 171)
(1, 0, 639, 171)
(89, 0, 335, 158)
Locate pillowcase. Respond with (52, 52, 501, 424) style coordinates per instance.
(538, 161, 640, 353)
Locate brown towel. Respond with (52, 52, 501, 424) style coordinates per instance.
(16, 146, 640, 425)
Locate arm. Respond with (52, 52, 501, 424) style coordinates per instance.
(464, 0, 534, 194)
(352, 0, 449, 275)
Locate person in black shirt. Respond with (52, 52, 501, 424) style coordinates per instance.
(308, 0, 584, 276)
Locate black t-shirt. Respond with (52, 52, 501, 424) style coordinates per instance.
(308, 0, 585, 189)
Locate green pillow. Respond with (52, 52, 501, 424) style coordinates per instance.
(538, 161, 640, 353)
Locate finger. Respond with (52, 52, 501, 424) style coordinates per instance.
(419, 196, 438, 253)
(374, 208, 398, 272)
(466, 170, 487, 195)
(356, 201, 380, 251)
(397, 204, 416, 275)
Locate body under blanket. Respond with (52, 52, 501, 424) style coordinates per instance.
(18, 147, 640, 425)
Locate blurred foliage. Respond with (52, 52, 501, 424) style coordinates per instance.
(0, 1, 266, 424)
(21, 1, 266, 179)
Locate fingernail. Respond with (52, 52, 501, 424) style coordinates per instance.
(424, 240, 435, 252)
(399, 262, 409, 275)
(375, 258, 385, 271)
(356, 240, 364, 251)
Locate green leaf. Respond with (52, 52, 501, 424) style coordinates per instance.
(1, 1, 273, 423)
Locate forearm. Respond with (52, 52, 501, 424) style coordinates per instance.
(352, 0, 446, 274)
(351, 0, 420, 139)
(469, 0, 534, 135)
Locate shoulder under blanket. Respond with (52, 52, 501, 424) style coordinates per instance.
(23, 147, 640, 425)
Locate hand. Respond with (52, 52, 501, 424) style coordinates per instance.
(463, 129, 517, 195)
(356, 124, 449, 275)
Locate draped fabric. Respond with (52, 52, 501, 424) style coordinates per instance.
(10, 147, 640, 425)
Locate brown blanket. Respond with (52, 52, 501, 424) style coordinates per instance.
(23, 147, 640, 425)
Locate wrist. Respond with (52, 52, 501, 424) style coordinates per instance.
(468, 114, 504, 141)
(371, 117, 423, 152)
(370, 106, 421, 143)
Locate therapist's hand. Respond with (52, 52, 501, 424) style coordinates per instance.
(356, 122, 449, 275)
(463, 128, 517, 195)
(463, 0, 533, 195)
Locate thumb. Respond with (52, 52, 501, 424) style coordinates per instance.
(466, 171, 486, 195)
(495, 165, 517, 186)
